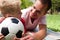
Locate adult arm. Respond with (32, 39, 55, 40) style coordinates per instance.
(33, 24, 47, 40)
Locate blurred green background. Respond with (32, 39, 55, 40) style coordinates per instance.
(47, 14, 60, 32)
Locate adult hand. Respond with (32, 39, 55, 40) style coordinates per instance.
(20, 34, 35, 40)
(13, 32, 35, 40)
(20, 32, 34, 40)
(0, 17, 5, 23)
(0, 34, 4, 40)
(12, 36, 20, 40)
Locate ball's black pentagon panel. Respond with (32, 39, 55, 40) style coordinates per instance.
(11, 18, 19, 24)
(16, 30, 23, 38)
(0, 17, 24, 40)
(1, 27, 9, 36)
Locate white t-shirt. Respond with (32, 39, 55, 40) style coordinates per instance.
(21, 7, 46, 31)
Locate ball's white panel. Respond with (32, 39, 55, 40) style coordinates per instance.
(0, 17, 24, 40)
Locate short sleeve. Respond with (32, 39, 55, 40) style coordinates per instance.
(39, 15, 46, 25)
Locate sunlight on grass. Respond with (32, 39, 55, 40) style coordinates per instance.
(46, 14, 60, 32)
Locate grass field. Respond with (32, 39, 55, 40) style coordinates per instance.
(47, 14, 60, 32)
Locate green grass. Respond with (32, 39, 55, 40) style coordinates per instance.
(47, 14, 60, 32)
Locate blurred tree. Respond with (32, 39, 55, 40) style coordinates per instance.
(52, 0, 60, 14)
(20, 0, 33, 9)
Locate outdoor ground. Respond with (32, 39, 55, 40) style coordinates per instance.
(47, 14, 60, 32)
(45, 14, 60, 40)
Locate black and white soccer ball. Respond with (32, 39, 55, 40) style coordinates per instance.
(0, 17, 24, 40)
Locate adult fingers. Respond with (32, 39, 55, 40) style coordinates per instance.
(0, 35, 4, 40)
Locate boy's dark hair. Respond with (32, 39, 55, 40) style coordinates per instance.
(40, 0, 52, 11)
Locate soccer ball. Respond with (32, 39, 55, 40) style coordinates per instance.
(0, 17, 24, 40)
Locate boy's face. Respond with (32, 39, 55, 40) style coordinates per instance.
(29, 0, 47, 19)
